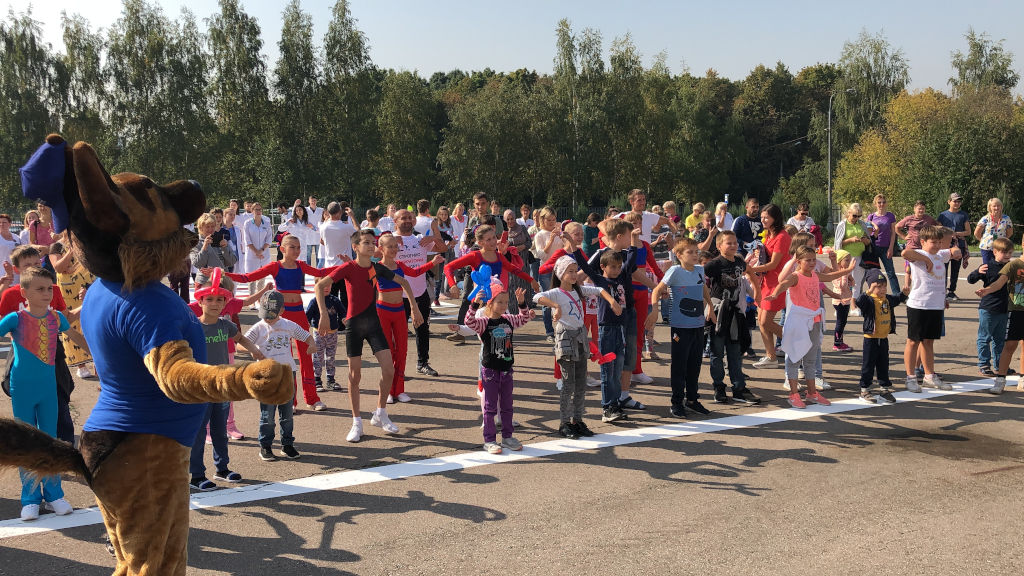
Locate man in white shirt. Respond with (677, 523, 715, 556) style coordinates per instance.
(306, 196, 324, 265)
(232, 199, 251, 273)
(617, 188, 678, 238)
(242, 202, 273, 291)
(395, 209, 445, 378)
(320, 201, 356, 267)
(414, 199, 440, 238)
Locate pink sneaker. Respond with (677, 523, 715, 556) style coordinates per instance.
(832, 343, 852, 352)
(805, 391, 831, 406)
(226, 427, 245, 440)
(787, 393, 806, 409)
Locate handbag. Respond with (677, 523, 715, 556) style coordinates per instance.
(860, 242, 880, 269)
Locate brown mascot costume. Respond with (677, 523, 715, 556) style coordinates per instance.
(0, 134, 295, 575)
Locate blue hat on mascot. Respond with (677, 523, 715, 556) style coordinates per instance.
(19, 138, 70, 233)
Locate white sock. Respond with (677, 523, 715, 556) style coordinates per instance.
(352, 417, 362, 425)
(374, 407, 387, 417)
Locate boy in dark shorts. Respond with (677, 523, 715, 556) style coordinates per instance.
(314, 229, 423, 442)
(901, 225, 960, 392)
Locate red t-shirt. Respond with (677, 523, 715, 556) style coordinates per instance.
(0, 285, 67, 316)
(328, 261, 396, 319)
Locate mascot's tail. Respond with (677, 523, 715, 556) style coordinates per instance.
(0, 418, 90, 482)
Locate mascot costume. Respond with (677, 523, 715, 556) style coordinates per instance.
(0, 134, 295, 576)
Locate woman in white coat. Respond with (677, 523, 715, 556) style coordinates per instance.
(278, 204, 318, 264)
(242, 202, 273, 294)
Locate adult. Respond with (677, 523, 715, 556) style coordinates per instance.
(833, 202, 872, 305)
(618, 188, 678, 238)
(29, 202, 55, 250)
(394, 209, 443, 377)
(938, 193, 971, 300)
(714, 201, 734, 232)
(866, 194, 900, 294)
(974, 197, 1012, 265)
(748, 203, 791, 366)
(504, 209, 533, 308)
(684, 202, 705, 236)
(191, 213, 238, 285)
(516, 204, 534, 228)
(465, 193, 505, 244)
(19, 210, 38, 245)
(320, 201, 357, 267)
(221, 208, 240, 270)
(532, 206, 563, 341)
(786, 202, 815, 234)
(433, 206, 459, 304)
(279, 204, 318, 265)
(242, 203, 273, 294)
(305, 196, 324, 265)
(451, 203, 468, 256)
(415, 199, 438, 236)
(731, 198, 762, 258)
(378, 204, 397, 233)
(234, 200, 252, 273)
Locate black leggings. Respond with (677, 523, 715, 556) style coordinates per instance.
(834, 303, 850, 344)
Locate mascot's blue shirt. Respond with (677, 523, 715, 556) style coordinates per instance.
(82, 279, 207, 446)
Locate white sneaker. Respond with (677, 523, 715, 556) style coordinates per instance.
(924, 374, 952, 391)
(346, 421, 363, 442)
(20, 504, 39, 521)
(476, 387, 483, 398)
(586, 375, 601, 387)
(370, 411, 400, 434)
(782, 378, 793, 391)
(989, 376, 1006, 395)
(396, 393, 412, 403)
(386, 394, 395, 404)
(815, 377, 833, 391)
(76, 367, 94, 379)
(633, 372, 654, 385)
(44, 498, 73, 516)
(309, 401, 326, 411)
(849, 308, 862, 317)
(906, 375, 922, 393)
(752, 356, 775, 368)
(555, 378, 563, 391)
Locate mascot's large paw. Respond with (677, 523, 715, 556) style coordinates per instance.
(241, 359, 296, 405)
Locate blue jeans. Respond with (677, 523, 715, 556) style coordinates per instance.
(190, 402, 230, 477)
(259, 394, 295, 449)
(981, 249, 994, 265)
(538, 272, 554, 336)
(709, 333, 747, 394)
(598, 324, 626, 408)
(977, 308, 1007, 369)
(876, 250, 901, 294)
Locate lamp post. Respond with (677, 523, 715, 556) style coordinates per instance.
(827, 88, 856, 230)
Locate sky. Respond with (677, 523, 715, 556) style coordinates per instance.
(5, 0, 1023, 93)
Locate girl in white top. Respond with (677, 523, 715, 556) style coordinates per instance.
(278, 205, 318, 264)
(534, 256, 619, 438)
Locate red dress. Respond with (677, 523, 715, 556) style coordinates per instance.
(759, 231, 791, 313)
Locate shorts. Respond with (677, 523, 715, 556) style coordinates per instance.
(1006, 310, 1024, 341)
(345, 306, 389, 358)
(906, 307, 943, 342)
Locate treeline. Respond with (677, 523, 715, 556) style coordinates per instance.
(1, 0, 1020, 225)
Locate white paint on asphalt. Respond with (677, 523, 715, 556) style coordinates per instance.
(0, 378, 998, 539)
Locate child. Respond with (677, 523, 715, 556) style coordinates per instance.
(535, 256, 620, 439)
(314, 229, 424, 442)
(830, 250, 854, 352)
(647, 238, 715, 417)
(246, 290, 316, 461)
(564, 222, 641, 421)
(0, 266, 85, 520)
(305, 289, 346, 391)
(854, 270, 908, 404)
(189, 269, 266, 489)
(465, 283, 532, 453)
(901, 225, 960, 392)
(976, 239, 1024, 394)
(968, 237, 1013, 376)
(377, 233, 444, 403)
(226, 234, 332, 411)
(764, 246, 855, 408)
(703, 231, 762, 404)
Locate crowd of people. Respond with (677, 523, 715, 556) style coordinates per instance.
(2, 187, 1020, 521)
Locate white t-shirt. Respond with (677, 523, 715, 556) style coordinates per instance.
(517, 217, 535, 228)
(716, 212, 734, 232)
(244, 317, 311, 368)
(414, 215, 433, 236)
(306, 205, 324, 230)
(617, 210, 662, 238)
(533, 286, 604, 329)
(378, 216, 395, 233)
(906, 249, 952, 310)
(0, 233, 22, 268)
(395, 232, 429, 297)
(320, 219, 356, 267)
(532, 229, 563, 261)
(786, 216, 816, 234)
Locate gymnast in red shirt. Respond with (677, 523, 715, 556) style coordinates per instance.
(225, 234, 332, 410)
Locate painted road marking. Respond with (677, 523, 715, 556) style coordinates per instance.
(0, 379, 998, 539)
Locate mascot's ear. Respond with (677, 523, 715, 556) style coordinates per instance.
(162, 179, 207, 226)
(71, 142, 130, 235)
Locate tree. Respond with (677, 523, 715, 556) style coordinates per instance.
(950, 28, 1020, 95)
(57, 13, 108, 151)
(273, 0, 322, 200)
(374, 71, 438, 205)
(832, 30, 910, 148)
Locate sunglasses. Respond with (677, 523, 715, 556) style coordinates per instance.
(851, 214, 862, 219)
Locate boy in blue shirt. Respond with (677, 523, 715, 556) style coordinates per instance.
(648, 238, 715, 417)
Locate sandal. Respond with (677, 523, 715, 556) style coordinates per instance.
(189, 477, 217, 491)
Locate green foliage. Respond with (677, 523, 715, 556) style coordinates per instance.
(950, 28, 1019, 95)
